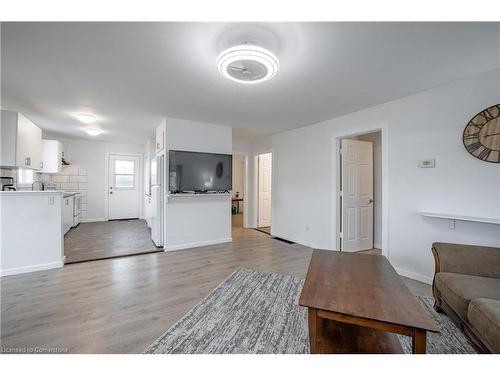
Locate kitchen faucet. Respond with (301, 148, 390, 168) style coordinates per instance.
(32, 180, 44, 191)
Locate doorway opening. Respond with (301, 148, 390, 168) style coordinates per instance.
(64, 152, 162, 264)
(338, 131, 382, 254)
(231, 153, 246, 231)
(255, 152, 272, 235)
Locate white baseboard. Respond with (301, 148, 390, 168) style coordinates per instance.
(268, 231, 332, 250)
(1, 260, 64, 277)
(164, 238, 232, 252)
(84, 218, 107, 223)
(395, 267, 433, 285)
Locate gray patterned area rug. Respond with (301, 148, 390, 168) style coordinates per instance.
(144, 268, 476, 354)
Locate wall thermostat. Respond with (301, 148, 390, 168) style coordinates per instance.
(418, 159, 436, 168)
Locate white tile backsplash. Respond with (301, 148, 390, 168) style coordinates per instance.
(39, 173, 52, 183)
(6, 164, 92, 222)
(61, 166, 79, 175)
(52, 175, 69, 183)
(60, 182, 78, 190)
(69, 175, 87, 182)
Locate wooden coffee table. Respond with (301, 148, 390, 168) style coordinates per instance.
(299, 250, 439, 354)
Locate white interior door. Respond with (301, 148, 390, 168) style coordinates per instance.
(258, 153, 272, 227)
(341, 139, 373, 252)
(108, 154, 141, 220)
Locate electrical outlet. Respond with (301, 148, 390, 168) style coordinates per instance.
(418, 159, 436, 168)
(449, 218, 456, 230)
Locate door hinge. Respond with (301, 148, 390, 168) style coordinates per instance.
(339, 232, 343, 238)
(339, 190, 343, 197)
(339, 148, 343, 155)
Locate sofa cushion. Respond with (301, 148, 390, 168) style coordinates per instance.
(468, 298, 500, 353)
(435, 272, 500, 320)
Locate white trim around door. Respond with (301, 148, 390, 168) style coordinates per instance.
(340, 139, 374, 252)
(333, 124, 390, 258)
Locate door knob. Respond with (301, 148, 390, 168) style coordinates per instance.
(369, 199, 373, 203)
(109, 192, 113, 194)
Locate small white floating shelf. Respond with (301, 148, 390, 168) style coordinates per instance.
(420, 211, 500, 225)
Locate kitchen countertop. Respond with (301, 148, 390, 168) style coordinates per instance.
(0, 190, 64, 195)
(0, 191, 80, 198)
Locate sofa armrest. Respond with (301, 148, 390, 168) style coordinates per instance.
(432, 242, 500, 279)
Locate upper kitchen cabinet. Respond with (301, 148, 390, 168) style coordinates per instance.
(155, 119, 166, 154)
(41, 139, 63, 174)
(1, 110, 42, 170)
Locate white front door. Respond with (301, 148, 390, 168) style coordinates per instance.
(108, 154, 141, 220)
(341, 139, 373, 252)
(258, 153, 272, 227)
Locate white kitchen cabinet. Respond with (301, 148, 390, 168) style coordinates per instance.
(41, 139, 63, 174)
(155, 119, 166, 154)
(1, 110, 43, 170)
(62, 195, 74, 235)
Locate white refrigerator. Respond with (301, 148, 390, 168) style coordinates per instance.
(151, 154, 164, 247)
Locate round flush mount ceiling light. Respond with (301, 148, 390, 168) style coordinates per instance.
(216, 45, 279, 84)
(84, 128, 102, 136)
(75, 113, 97, 124)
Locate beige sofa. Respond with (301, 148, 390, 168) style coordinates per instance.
(432, 242, 500, 353)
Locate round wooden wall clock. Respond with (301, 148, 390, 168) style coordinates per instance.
(463, 104, 500, 163)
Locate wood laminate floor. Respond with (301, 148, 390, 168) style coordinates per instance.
(255, 226, 271, 235)
(357, 248, 383, 256)
(1, 220, 431, 354)
(64, 219, 161, 263)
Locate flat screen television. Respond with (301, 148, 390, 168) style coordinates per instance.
(169, 150, 232, 193)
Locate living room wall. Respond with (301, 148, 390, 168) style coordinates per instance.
(270, 69, 500, 283)
(164, 118, 233, 250)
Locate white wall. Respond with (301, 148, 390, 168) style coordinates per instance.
(42, 136, 145, 221)
(271, 69, 500, 283)
(232, 139, 253, 154)
(164, 118, 232, 251)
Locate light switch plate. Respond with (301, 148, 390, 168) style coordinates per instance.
(48, 196, 54, 205)
(418, 159, 436, 168)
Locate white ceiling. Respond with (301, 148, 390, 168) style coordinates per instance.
(1, 22, 499, 144)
